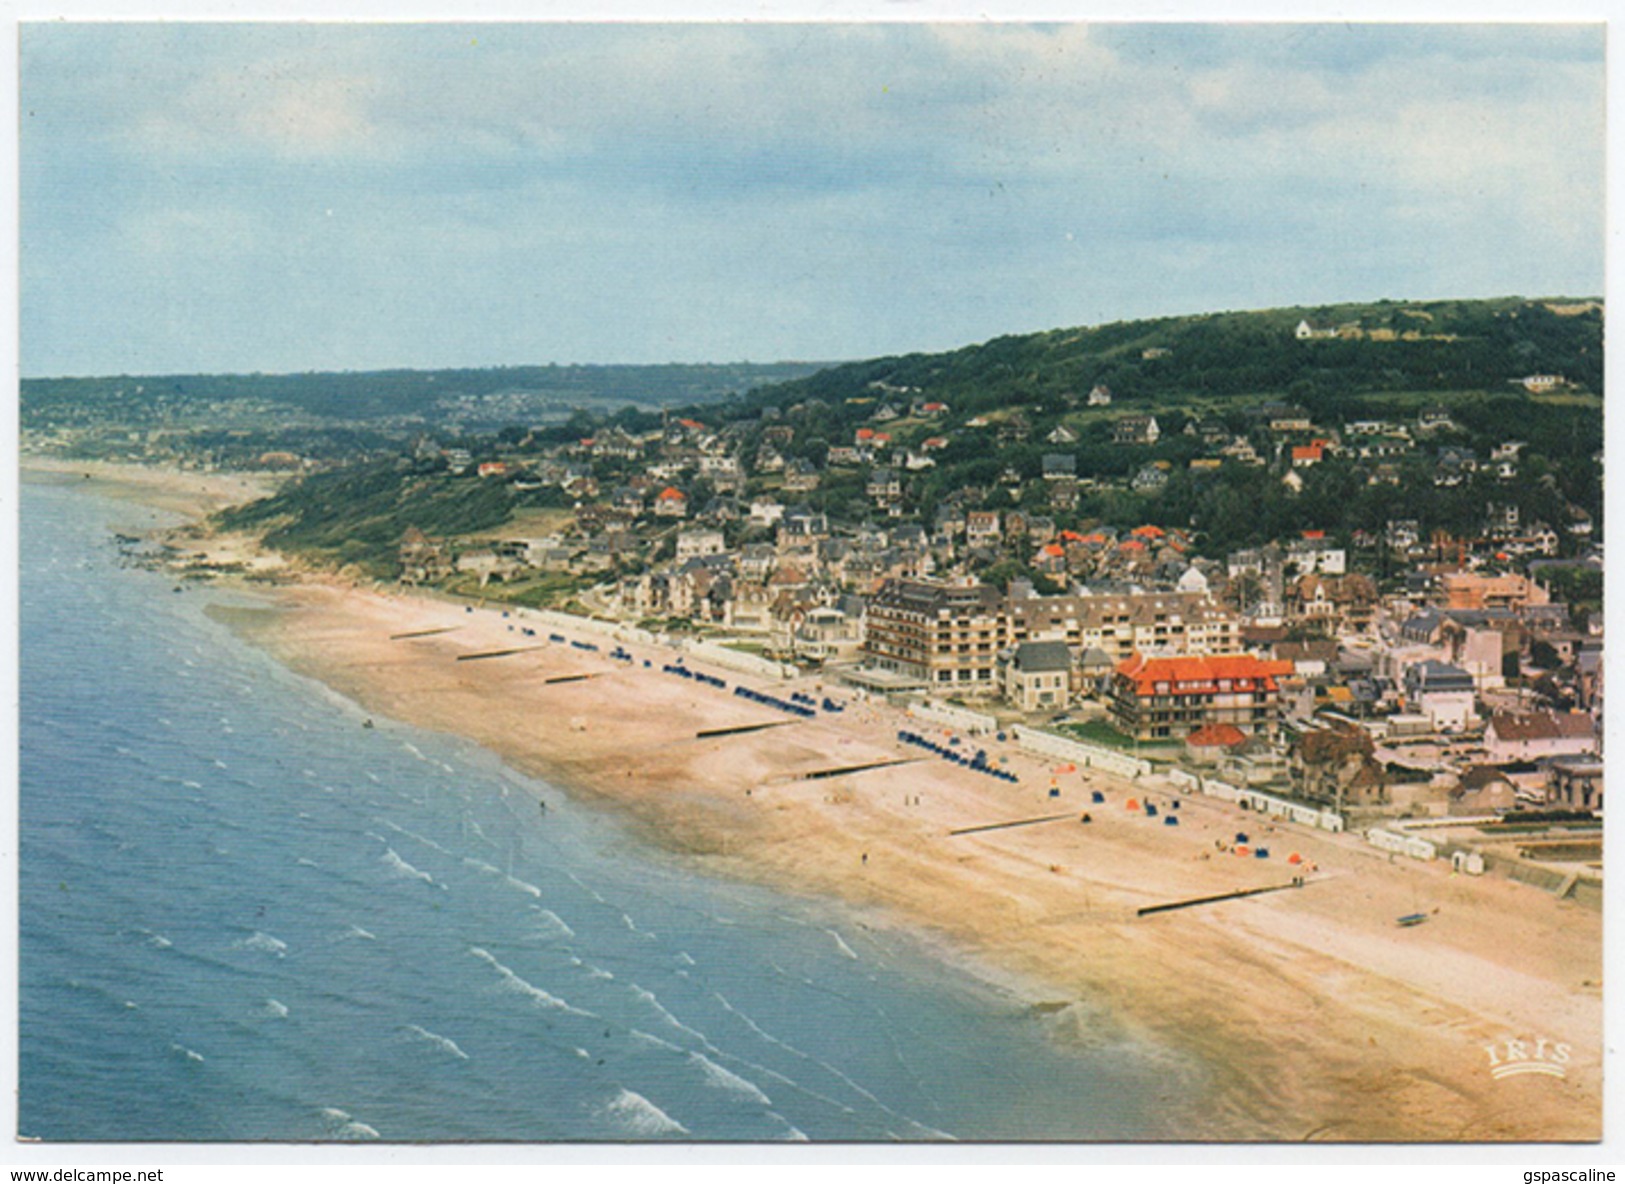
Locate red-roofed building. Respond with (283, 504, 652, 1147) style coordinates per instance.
(654, 486, 689, 518)
(1109, 653, 1295, 741)
(1291, 444, 1324, 468)
(1184, 722, 1250, 764)
(1130, 524, 1165, 539)
(1032, 542, 1067, 575)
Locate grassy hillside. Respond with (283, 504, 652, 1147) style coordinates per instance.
(732, 297, 1601, 423)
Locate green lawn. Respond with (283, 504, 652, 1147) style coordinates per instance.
(1057, 718, 1137, 749)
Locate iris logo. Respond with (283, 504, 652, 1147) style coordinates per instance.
(1483, 1037, 1570, 1081)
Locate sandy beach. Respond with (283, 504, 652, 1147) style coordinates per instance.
(30, 458, 1603, 1143)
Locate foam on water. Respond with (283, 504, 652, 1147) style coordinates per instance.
(405, 1024, 470, 1061)
(531, 909, 576, 941)
(627, 983, 711, 1047)
(469, 948, 597, 1018)
(599, 1088, 687, 1138)
(380, 848, 442, 889)
(688, 1052, 772, 1107)
(824, 929, 859, 960)
(234, 932, 288, 957)
(320, 1108, 381, 1141)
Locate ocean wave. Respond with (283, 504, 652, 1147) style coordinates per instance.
(234, 931, 287, 957)
(688, 1052, 772, 1106)
(559, 869, 608, 905)
(627, 984, 709, 1046)
(404, 1024, 470, 1061)
(531, 909, 576, 941)
(771, 1115, 810, 1141)
(620, 913, 656, 940)
(504, 875, 543, 898)
(171, 1043, 205, 1064)
(468, 947, 596, 1018)
(260, 999, 290, 1019)
(131, 927, 172, 950)
(628, 1029, 683, 1054)
(382, 818, 454, 858)
(319, 1107, 381, 1141)
(380, 848, 441, 889)
(342, 925, 377, 941)
(825, 929, 859, 960)
(598, 1088, 687, 1138)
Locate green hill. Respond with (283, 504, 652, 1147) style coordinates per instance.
(729, 296, 1602, 424)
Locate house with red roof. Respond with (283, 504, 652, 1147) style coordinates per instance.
(1183, 722, 1250, 765)
(1291, 444, 1324, 467)
(1032, 542, 1068, 575)
(1109, 653, 1295, 742)
(653, 486, 689, 518)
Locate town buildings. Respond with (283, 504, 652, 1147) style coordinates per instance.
(1108, 653, 1295, 742)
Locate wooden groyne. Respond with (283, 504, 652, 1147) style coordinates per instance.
(949, 812, 1077, 837)
(455, 645, 545, 662)
(696, 720, 801, 740)
(390, 626, 461, 640)
(797, 758, 919, 782)
(544, 672, 600, 685)
(1136, 880, 1306, 918)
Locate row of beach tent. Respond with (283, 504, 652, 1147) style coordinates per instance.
(734, 684, 815, 717)
(663, 662, 728, 690)
(895, 730, 1019, 783)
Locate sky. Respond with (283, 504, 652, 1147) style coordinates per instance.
(18, 19, 1607, 377)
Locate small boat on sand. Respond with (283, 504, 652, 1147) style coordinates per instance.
(1397, 912, 1428, 927)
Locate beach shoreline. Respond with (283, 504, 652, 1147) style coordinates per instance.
(26, 456, 1603, 1143)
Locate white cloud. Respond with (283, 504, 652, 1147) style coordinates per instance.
(20, 22, 1605, 374)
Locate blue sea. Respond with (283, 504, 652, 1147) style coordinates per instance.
(19, 476, 1198, 1143)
